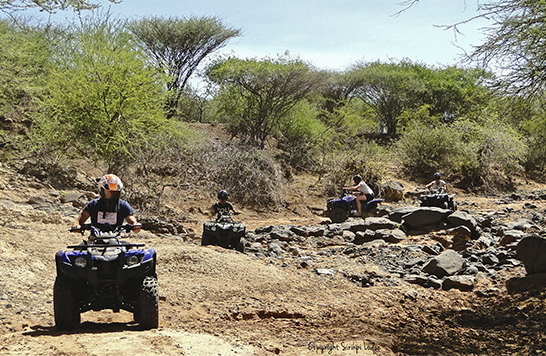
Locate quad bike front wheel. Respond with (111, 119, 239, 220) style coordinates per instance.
(329, 208, 347, 223)
(135, 276, 159, 330)
(54, 276, 81, 330)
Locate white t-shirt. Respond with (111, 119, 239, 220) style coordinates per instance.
(430, 179, 446, 191)
(356, 181, 374, 195)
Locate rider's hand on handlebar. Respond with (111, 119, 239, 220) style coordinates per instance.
(70, 224, 82, 233)
(132, 223, 142, 233)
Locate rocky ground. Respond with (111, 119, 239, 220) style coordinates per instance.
(2, 164, 546, 356)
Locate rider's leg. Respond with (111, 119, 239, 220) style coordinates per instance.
(356, 195, 367, 213)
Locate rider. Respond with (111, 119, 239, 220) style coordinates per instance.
(426, 172, 447, 193)
(212, 190, 240, 217)
(71, 174, 141, 235)
(343, 174, 375, 214)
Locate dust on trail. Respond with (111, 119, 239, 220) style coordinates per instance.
(2, 327, 256, 356)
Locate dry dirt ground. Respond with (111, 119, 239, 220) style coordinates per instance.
(2, 166, 546, 356)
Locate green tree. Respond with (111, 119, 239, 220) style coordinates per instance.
(33, 13, 168, 173)
(206, 54, 324, 148)
(0, 0, 120, 13)
(0, 18, 50, 112)
(127, 15, 241, 119)
(348, 60, 428, 137)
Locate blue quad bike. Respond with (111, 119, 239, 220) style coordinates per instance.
(201, 213, 246, 253)
(54, 224, 158, 331)
(326, 190, 385, 223)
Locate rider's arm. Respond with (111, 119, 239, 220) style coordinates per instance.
(125, 215, 141, 233)
(71, 210, 90, 231)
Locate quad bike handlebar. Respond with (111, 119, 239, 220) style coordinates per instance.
(70, 223, 139, 235)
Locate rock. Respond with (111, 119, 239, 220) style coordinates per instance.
(388, 207, 420, 223)
(401, 207, 451, 230)
(350, 217, 400, 232)
(506, 272, 546, 293)
(381, 180, 404, 202)
(442, 275, 475, 291)
(423, 250, 465, 277)
(375, 228, 407, 243)
(447, 211, 478, 235)
(499, 229, 526, 246)
(516, 234, 546, 274)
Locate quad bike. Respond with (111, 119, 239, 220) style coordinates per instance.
(54, 224, 158, 331)
(202, 213, 246, 252)
(419, 189, 457, 211)
(326, 189, 384, 223)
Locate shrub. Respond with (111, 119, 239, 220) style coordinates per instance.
(320, 141, 388, 197)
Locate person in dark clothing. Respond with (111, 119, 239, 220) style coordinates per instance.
(212, 190, 240, 217)
(71, 174, 141, 235)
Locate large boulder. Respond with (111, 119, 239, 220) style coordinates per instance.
(423, 250, 465, 277)
(516, 234, 546, 274)
(401, 207, 451, 230)
(447, 211, 477, 234)
(350, 217, 400, 232)
(388, 207, 420, 223)
(381, 180, 404, 202)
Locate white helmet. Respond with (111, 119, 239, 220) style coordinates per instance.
(98, 174, 123, 200)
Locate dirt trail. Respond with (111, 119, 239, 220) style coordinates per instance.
(2, 168, 546, 355)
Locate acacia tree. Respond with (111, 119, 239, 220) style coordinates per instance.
(34, 13, 168, 172)
(0, 0, 120, 13)
(206, 54, 323, 148)
(347, 60, 427, 137)
(127, 15, 241, 119)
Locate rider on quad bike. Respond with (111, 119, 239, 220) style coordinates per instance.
(426, 172, 447, 194)
(202, 190, 245, 252)
(71, 174, 141, 233)
(343, 175, 375, 214)
(420, 172, 457, 211)
(54, 175, 158, 331)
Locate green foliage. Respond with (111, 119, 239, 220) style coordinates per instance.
(344, 60, 494, 137)
(32, 12, 169, 173)
(395, 124, 468, 179)
(320, 141, 388, 197)
(0, 0, 120, 13)
(0, 18, 50, 113)
(396, 120, 526, 191)
(471, 0, 546, 99)
(127, 15, 241, 119)
(276, 100, 326, 171)
(206, 53, 324, 148)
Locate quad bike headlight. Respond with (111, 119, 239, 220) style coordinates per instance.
(210, 226, 217, 231)
(126, 255, 141, 266)
(74, 256, 87, 268)
(232, 227, 238, 232)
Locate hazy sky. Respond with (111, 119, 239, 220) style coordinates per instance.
(22, 0, 491, 71)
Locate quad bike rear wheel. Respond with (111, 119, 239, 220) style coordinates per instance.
(329, 208, 347, 223)
(54, 276, 81, 330)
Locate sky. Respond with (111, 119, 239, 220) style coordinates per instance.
(20, 0, 491, 71)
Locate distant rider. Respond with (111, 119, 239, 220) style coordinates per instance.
(343, 175, 374, 214)
(71, 174, 141, 235)
(212, 190, 240, 217)
(426, 172, 447, 194)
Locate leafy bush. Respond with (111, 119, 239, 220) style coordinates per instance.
(320, 141, 388, 197)
(32, 13, 168, 173)
(396, 121, 526, 191)
(395, 123, 469, 179)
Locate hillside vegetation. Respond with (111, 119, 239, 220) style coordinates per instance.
(0, 7, 545, 207)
